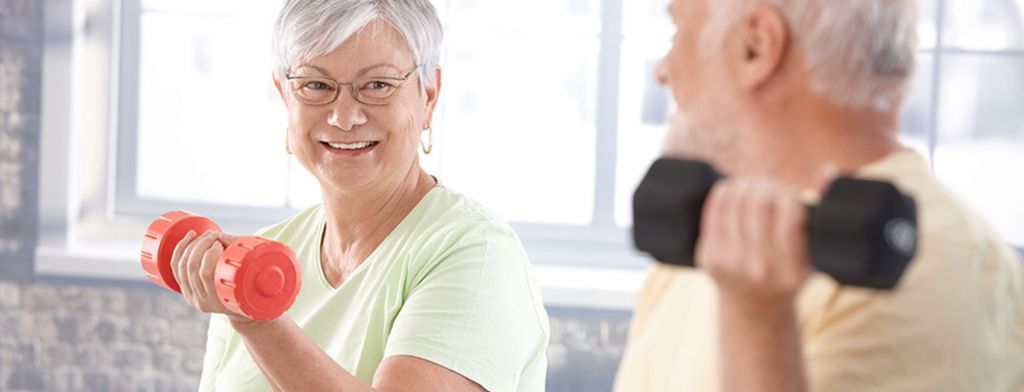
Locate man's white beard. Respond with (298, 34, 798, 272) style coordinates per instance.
(659, 111, 737, 169)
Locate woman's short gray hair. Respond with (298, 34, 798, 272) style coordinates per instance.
(271, 0, 443, 92)
(702, 0, 918, 112)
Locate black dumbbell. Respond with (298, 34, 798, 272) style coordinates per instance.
(632, 158, 918, 289)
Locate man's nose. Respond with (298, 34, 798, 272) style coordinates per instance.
(655, 57, 669, 86)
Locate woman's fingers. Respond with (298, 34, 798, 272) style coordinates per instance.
(197, 241, 225, 312)
(181, 231, 220, 308)
(170, 230, 198, 292)
(168, 230, 244, 316)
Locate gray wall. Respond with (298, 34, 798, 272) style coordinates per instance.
(0, 281, 630, 391)
(0, 0, 41, 281)
(0, 282, 210, 391)
(0, 1, 631, 391)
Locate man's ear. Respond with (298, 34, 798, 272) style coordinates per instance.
(734, 4, 789, 91)
(423, 66, 443, 126)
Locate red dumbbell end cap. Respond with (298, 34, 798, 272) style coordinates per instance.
(215, 237, 301, 320)
(141, 211, 221, 293)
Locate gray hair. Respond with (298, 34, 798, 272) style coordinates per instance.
(702, 0, 918, 112)
(271, 0, 443, 92)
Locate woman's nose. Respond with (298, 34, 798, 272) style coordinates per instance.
(326, 94, 368, 131)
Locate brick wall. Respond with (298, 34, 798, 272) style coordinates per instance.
(0, 2, 633, 391)
(0, 282, 209, 391)
(0, 0, 41, 281)
(0, 281, 630, 391)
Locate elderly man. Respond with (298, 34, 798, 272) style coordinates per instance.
(615, 0, 1024, 391)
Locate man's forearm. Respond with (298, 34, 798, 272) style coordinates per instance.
(718, 296, 808, 392)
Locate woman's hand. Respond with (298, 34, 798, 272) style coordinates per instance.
(169, 230, 253, 324)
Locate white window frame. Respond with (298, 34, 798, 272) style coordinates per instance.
(36, 0, 649, 311)
(108, 0, 652, 266)
(35, 0, 1023, 310)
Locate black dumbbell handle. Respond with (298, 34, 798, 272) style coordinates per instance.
(633, 158, 917, 289)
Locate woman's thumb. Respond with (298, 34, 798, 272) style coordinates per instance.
(217, 232, 239, 246)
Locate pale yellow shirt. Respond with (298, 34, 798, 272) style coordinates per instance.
(614, 150, 1024, 391)
(197, 184, 550, 391)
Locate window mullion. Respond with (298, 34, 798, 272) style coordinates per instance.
(927, 0, 947, 169)
(592, 0, 624, 229)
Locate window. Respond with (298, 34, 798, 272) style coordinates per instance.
(925, 0, 1024, 246)
(116, 0, 652, 268)
(39, 0, 1023, 287)
(611, 0, 1024, 247)
(98, 0, 1024, 254)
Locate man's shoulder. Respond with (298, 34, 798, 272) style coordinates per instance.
(802, 150, 1023, 343)
(857, 150, 1013, 260)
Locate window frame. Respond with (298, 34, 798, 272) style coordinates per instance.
(109, 0, 654, 269)
(35, 0, 1024, 302)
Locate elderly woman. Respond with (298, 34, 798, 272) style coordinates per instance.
(169, 1, 549, 390)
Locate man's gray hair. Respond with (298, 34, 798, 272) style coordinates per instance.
(702, 0, 918, 112)
(271, 0, 443, 91)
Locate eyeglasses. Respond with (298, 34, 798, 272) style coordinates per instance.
(285, 64, 421, 106)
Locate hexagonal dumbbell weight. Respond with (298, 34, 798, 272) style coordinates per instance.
(632, 158, 918, 289)
(140, 211, 301, 320)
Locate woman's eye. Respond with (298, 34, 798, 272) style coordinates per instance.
(304, 81, 332, 90)
(364, 80, 395, 90)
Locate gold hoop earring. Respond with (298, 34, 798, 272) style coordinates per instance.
(285, 127, 293, 155)
(420, 126, 433, 155)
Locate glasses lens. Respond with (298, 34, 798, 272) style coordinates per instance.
(354, 77, 403, 105)
(292, 77, 337, 105)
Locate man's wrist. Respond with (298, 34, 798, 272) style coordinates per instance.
(717, 291, 798, 321)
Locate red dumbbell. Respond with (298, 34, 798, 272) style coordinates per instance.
(140, 211, 301, 320)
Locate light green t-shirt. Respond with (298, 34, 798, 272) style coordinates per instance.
(197, 184, 550, 391)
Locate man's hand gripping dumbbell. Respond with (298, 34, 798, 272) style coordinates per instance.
(633, 158, 918, 290)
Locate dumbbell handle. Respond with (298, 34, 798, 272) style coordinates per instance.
(141, 211, 301, 320)
(633, 158, 917, 289)
(141, 212, 221, 293)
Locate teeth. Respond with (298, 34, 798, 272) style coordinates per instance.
(326, 141, 375, 150)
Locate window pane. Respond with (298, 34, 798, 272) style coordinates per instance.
(918, 0, 939, 49)
(900, 54, 934, 159)
(623, 0, 938, 49)
(943, 0, 1024, 50)
(935, 54, 1024, 245)
(615, 39, 672, 227)
(135, 8, 289, 207)
(617, 0, 672, 227)
(622, 0, 672, 38)
(446, 0, 599, 36)
(141, 0, 248, 14)
(437, 34, 599, 224)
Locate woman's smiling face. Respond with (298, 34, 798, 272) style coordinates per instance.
(278, 19, 439, 194)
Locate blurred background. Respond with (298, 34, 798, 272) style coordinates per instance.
(2, 0, 1022, 390)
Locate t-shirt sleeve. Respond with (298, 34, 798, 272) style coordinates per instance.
(197, 313, 230, 392)
(800, 239, 1021, 391)
(801, 288, 935, 391)
(383, 225, 549, 392)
